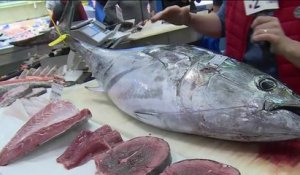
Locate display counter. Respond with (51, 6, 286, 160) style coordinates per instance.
(62, 80, 300, 175)
(0, 1, 48, 25)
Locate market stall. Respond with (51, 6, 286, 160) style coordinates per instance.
(1, 0, 300, 175)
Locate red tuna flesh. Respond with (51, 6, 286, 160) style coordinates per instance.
(95, 136, 171, 175)
(0, 100, 91, 166)
(57, 125, 123, 169)
(160, 159, 240, 175)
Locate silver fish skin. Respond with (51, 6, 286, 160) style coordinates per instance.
(71, 40, 300, 142)
(33, 0, 300, 142)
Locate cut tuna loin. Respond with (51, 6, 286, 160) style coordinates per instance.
(0, 76, 53, 95)
(95, 136, 171, 175)
(0, 85, 32, 107)
(0, 100, 91, 166)
(160, 159, 240, 175)
(57, 125, 123, 169)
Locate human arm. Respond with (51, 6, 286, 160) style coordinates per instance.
(251, 16, 300, 68)
(151, 5, 222, 38)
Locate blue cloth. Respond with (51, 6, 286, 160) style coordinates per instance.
(155, 0, 163, 12)
(217, 3, 277, 78)
(197, 0, 224, 54)
(95, 1, 106, 22)
(199, 36, 221, 53)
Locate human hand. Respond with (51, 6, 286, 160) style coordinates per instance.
(251, 16, 291, 55)
(150, 6, 191, 26)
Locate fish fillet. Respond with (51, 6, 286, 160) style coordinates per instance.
(57, 125, 123, 169)
(0, 100, 92, 166)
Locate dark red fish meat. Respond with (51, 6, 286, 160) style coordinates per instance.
(57, 125, 123, 169)
(160, 159, 240, 175)
(95, 136, 171, 175)
(0, 100, 91, 166)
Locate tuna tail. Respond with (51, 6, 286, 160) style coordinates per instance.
(59, 1, 112, 91)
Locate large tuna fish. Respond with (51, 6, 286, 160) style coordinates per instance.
(33, 0, 300, 142)
(71, 41, 300, 142)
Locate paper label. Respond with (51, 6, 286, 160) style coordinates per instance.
(208, 55, 228, 67)
(50, 77, 64, 101)
(115, 4, 124, 21)
(67, 50, 76, 70)
(244, 0, 279, 16)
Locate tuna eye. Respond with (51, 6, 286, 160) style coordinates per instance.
(258, 78, 277, 91)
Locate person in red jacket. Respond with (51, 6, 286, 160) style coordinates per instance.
(49, 0, 88, 27)
(151, 1, 300, 94)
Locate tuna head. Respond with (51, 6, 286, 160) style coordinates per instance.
(249, 74, 300, 141)
(71, 42, 300, 142)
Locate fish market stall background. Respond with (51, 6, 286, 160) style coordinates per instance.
(62, 80, 300, 175)
(0, 16, 51, 76)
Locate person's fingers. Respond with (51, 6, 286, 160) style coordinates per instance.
(151, 6, 180, 23)
(151, 11, 164, 23)
(252, 22, 277, 31)
(253, 28, 280, 36)
(251, 16, 277, 29)
(252, 33, 277, 43)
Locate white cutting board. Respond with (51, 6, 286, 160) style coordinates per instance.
(0, 100, 184, 175)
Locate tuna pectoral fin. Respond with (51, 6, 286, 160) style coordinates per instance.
(85, 80, 105, 93)
(134, 111, 165, 126)
(135, 111, 159, 118)
(84, 86, 105, 93)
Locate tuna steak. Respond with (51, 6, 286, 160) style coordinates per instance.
(0, 100, 91, 166)
(71, 41, 300, 142)
(95, 136, 171, 175)
(57, 125, 123, 169)
(160, 159, 240, 175)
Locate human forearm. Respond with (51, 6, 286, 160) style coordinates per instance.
(187, 12, 222, 38)
(151, 6, 222, 38)
(281, 38, 300, 69)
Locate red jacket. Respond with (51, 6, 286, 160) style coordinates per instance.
(225, 1, 300, 94)
(50, 0, 88, 27)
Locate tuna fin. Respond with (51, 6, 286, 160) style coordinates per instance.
(134, 111, 163, 126)
(85, 86, 105, 93)
(85, 81, 106, 93)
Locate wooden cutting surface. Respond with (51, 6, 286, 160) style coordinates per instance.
(63, 80, 300, 175)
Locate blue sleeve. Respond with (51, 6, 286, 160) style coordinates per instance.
(217, 3, 226, 37)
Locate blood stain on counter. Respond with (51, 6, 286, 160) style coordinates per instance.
(257, 139, 300, 167)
